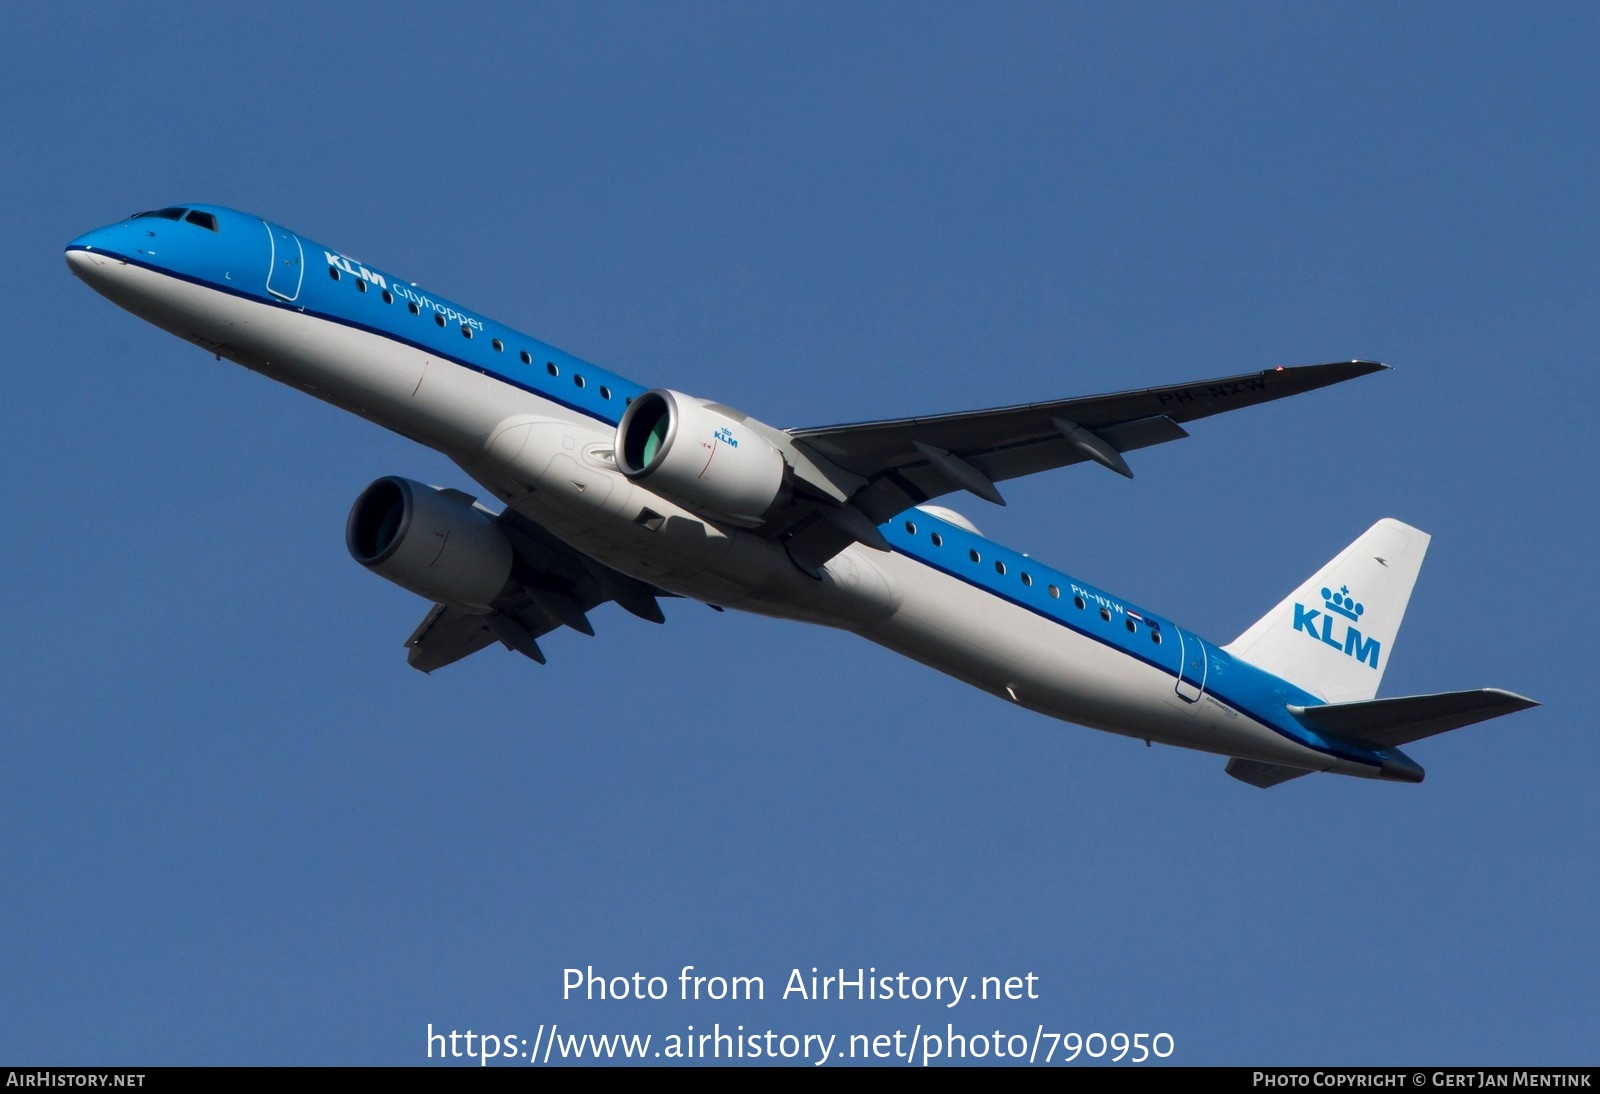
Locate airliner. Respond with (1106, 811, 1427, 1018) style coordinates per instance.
(65, 204, 1536, 787)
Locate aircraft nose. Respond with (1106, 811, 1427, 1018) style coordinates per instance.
(65, 225, 127, 284)
(64, 246, 101, 276)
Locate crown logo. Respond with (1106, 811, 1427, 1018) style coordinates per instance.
(1321, 585, 1364, 622)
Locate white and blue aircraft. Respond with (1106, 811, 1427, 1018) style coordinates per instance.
(66, 204, 1536, 787)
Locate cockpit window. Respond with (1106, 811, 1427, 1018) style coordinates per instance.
(184, 210, 218, 231)
(132, 207, 187, 221)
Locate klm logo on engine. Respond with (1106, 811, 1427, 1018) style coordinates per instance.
(713, 426, 739, 447)
(1293, 585, 1381, 669)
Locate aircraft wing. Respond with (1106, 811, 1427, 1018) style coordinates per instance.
(788, 361, 1386, 519)
(404, 603, 502, 673)
(771, 360, 1387, 573)
(403, 507, 667, 672)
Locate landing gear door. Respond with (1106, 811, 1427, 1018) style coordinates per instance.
(1175, 627, 1207, 703)
(263, 221, 304, 302)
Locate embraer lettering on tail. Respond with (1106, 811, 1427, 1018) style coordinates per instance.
(1292, 585, 1381, 668)
(65, 204, 1538, 788)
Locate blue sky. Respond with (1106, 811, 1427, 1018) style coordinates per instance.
(3, 2, 1595, 1066)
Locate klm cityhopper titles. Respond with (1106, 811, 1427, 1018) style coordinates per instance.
(65, 205, 1537, 788)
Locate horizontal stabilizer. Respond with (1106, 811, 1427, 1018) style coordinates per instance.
(1225, 758, 1315, 788)
(1289, 688, 1538, 750)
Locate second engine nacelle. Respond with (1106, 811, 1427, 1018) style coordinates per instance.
(345, 476, 513, 612)
(615, 389, 788, 527)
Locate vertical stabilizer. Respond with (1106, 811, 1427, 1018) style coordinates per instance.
(1223, 519, 1430, 703)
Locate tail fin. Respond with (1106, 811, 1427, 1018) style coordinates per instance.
(1223, 519, 1430, 703)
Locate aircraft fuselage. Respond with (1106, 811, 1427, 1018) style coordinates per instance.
(65, 204, 1438, 784)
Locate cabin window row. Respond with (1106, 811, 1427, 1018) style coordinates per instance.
(327, 265, 616, 400)
(899, 519, 1162, 644)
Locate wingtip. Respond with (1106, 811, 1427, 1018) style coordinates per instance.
(1484, 687, 1540, 711)
(1277, 360, 1391, 381)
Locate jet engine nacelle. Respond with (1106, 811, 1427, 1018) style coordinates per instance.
(345, 476, 513, 612)
(615, 389, 787, 527)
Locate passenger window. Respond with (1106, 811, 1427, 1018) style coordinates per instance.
(905, 521, 916, 534)
(1125, 618, 1137, 633)
(328, 267, 340, 281)
(574, 375, 586, 389)
(1021, 573, 1033, 587)
(355, 278, 367, 293)
(408, 302, 420, 316)
(1048, 585, 1060, 599)
(547, 362, 560, 377)
(930, 533, 943, 547)
(969, 549, 981, 563)
(381, 290, 393, 304)
(994, 561, 1006, 576)
(520, 351, 532, 365)
(1151, 631, 1163, 645)
(1073, 595, 1085, 610)
(492, 339, 504, 352)
(1100, 608, 1111, 622)
(434, 313, 446, 328)
(600, 386, 612, 400)
(461, 325, 473, 339)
